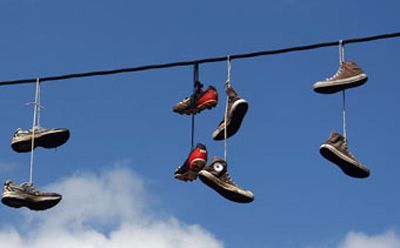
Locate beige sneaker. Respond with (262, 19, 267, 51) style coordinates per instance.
(2, 180, 62, 211)
(313, 60, 368, 94)
(11, 126, 70, 153)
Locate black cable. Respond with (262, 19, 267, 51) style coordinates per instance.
(0, 31, 399, 86)
(191, 64, 199, 150)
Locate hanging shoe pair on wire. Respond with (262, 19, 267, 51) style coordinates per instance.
(6, 123, 70, 210)
(5, 126, 69, 210)
(174, 143, 254, 203)
(313, 42, 370, 178)
(2, 79, 68, 211)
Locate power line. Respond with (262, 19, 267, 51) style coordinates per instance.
(0, 31, 399, 86)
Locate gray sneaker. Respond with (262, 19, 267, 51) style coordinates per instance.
(212, 84, 248, 140)
(11, 126, 70, 153)
(313, 60, 368, 94)
(320, 131, 370, 178)
(198, 157, 254, 203)
(2, 180, 62, 211)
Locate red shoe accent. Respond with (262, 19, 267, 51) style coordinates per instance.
(188, 145, 207, 170)
(174, 143, 208, 182)
(196, 86, 218, 110)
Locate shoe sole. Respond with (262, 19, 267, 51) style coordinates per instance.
(174, 158, 206, 181)
(198, 170, 254, 203)
(313, 74, 368, 94)
(11, 129, 70, 153)
(2, 192, 62, 211)
(320, 144, 370, 178)
(180, 100, 217, 115)
(213, 99, 248, 140)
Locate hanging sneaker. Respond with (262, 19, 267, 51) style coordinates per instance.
(198, 157, 254, 203)
(320, 131, 370, 178)
(173, 81, 218, 115)
(11, 126, 70, 153)
(212, 84, 248, 140)
(313, 60, 368, 94)
(174, 143, 208, 181)
(2, 180, 62, 211)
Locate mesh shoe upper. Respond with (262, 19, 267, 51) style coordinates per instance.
(198, 157, 254, 203)
(320, 131, 370, 178)
(313, 60, 368, 94)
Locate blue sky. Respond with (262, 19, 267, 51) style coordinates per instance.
(0, 1, 399, 247)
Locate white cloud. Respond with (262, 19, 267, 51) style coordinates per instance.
(0, 165, 224, 248)
(338, 230, 400, 248)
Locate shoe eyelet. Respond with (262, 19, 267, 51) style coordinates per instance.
(213, 163, 224, 172)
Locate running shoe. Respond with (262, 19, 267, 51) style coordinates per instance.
(11, 126, 70, 153)
(2, 180, 62, 211)
(173, 81, 218, 115)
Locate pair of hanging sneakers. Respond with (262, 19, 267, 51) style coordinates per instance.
(313, 60, 370, 178)
(173, 82, 253, 203)
(2, 126, 70, 211)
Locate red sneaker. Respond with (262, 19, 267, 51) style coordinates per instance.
(174, 143, 207, 181)
(173, 82, 218, 115)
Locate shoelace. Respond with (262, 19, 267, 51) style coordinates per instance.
(21, 183, 41, 195)
(326, 64, 344, 81)
(342, 140, 358, 161)
(222, 172, 239, 187)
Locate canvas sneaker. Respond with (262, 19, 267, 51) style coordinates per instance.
(320, 131, 370, 178)
(11, 126, 70, 153)
(198, 157, 254, 203)
(313, 60, 368, 94)
(173, 81, 218, 115)
(212, 84, 248, 140)
(174, 143, 208, 181)
(2, 180, 62, 211)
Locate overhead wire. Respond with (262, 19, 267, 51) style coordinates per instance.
(0, 31, 399, 86)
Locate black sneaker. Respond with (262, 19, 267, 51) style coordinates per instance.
(212, 84, 248, 140)
(198, 157, 254, 203)
(11, 126, 70, 153)
(320, 131, 370, 178)
(2, 180, 62, 211)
